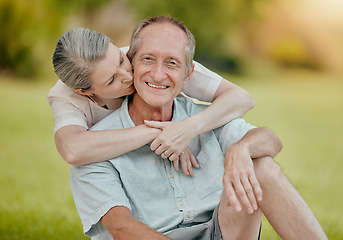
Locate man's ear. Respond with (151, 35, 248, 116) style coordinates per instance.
(75, 88, 91, 96)
(126, 51, 134, 73)
(184, 63, 195, 84)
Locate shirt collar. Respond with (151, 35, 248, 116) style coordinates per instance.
(120, 96, 187, 129)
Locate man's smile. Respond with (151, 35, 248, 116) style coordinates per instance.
(146, 82, 169, 89)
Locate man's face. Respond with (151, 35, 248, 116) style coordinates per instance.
(131, 23, 192, 109)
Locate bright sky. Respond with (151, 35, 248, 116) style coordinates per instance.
(293, 0, 343, 27)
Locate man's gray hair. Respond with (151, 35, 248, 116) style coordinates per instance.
(52, 28, 112, 90)
(127, 16, 195, 76)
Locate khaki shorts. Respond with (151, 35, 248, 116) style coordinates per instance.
(164, 206, 261, 240)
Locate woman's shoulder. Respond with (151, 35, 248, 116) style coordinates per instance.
(47, 80, 87, 103)
(48, 80, 75, 97)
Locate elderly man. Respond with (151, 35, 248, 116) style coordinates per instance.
(70, 16, 327, 240)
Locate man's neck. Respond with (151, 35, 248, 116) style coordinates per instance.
(128, 93, 174, 125)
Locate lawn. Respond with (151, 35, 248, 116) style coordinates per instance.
(0, 72, 342, 239)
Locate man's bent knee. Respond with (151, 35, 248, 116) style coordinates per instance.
(253, 157, 283, 187)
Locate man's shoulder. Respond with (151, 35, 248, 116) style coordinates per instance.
(90, 105, 124, 131)
(174, 97, 207, 116)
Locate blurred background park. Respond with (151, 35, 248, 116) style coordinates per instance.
(0, 0, 342, 239)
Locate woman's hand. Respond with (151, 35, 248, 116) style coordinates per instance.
(145, 120, 196, 160)
(144, 120, 199, 175)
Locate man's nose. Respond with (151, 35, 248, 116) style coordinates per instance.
(151, 63, 166, 82)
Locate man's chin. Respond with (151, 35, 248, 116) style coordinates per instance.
(143, 97, 173, 109)
(145, 100, 169, 109)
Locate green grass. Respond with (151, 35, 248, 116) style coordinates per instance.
(238, 72, 343, 239)
(0, 72, 342, 239)
(0, 79, 89, 239)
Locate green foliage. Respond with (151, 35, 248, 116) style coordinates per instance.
(268, 37, 319, 70)
(0, 73, 342, 239)
(0, 0, 111, 79)
(0, 0, 61, 77)
(47, 0, 111, 15)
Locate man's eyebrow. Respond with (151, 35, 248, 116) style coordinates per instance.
(169, 57, 181, 62)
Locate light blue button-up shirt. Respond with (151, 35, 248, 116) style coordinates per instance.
(70, 96, 255, 239)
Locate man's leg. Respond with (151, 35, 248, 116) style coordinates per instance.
(253, 157, 327, 240)
(218, 190, 262, 240)
(218, 156, 327, 240)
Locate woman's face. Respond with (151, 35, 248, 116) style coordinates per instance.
(86, 43, 135, 100)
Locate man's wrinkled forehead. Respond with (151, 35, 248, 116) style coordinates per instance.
(137, 23, 187, 57)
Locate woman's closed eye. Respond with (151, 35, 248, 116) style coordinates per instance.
(108, 75, 117, 85)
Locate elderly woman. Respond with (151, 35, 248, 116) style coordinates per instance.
(47, 27, 254, 174)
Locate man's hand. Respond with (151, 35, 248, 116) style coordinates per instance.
(223, 142, 262, 214)
(170, 147, 199, 176)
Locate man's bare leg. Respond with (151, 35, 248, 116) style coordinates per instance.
(218, 191, 262, 240)
(218, 157, 327, 240)
(254, 157, 327, 240)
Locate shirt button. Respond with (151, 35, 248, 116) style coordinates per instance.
(170, 173, 174, 178)
(179, 201, 184, 206)
(186, 212, 191, 218)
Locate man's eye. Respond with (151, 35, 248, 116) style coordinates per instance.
(120, 57, 124, 65)
(168, 61, 179, 67)
(144, 57, 152, 61)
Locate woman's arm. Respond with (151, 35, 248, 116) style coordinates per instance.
(147, 79, 255, 161)
(55, 125, 161, 165)
(189, 78, 254, 135)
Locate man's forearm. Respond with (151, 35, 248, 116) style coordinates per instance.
(101, 206, 170, 240)
(222, 127, 282, 213)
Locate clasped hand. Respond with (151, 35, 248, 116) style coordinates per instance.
(144, 120, 199, 176)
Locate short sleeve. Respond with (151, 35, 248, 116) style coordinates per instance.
(119, 46, 129, 54)
(214, 118, 257, 153)
(182, 61, 223, 102)
(70, 161, 131, 237)
(47, 96, 88, 133)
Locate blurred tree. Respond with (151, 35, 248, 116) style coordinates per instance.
(0, 0, 64, 78)
(0, 0, 111, 79)
(127, 0, 274, 73)
(48, 0, 111, 17)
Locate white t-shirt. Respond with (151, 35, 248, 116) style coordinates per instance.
(47, 46, 223, 133)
